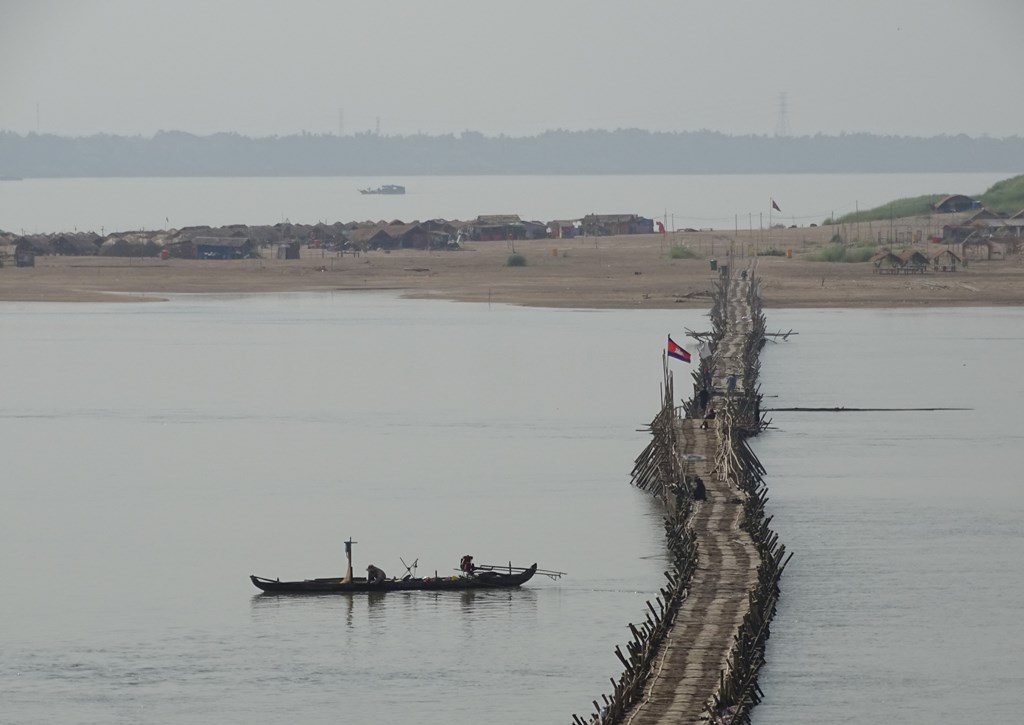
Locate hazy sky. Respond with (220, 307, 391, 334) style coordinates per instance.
(2, 0, 1022, 138)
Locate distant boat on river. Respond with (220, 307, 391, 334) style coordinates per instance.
(359, 184, 405, 195)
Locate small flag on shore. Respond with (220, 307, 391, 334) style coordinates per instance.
(667, 335, 691, 363)
(771, 198, 781, 212)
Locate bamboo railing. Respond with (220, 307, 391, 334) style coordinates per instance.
(573, 267, 789, 725)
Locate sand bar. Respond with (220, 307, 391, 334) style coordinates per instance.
(2, 232, 1022, 308)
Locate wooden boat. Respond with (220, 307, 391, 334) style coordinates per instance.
(250, 563, 538, 594)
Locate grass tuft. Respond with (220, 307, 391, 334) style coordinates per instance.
(805, 244, 878, 262)
(669, 245, 698, 259)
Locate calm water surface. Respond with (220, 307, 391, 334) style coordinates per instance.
(754, 307, 1024, 723)
(0, 172, 1010, 233)
(0, 294, 696, 725)
(3, 297, 1022, 723)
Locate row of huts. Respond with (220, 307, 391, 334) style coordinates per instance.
(941, 207, 1024, 260)
(871, 248, 963, 274)
(0, 213, 656, 261)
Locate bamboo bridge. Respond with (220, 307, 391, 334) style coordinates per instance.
(573, 265, 790, 725)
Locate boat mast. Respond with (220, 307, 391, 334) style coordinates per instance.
(343, 537, 357, 583)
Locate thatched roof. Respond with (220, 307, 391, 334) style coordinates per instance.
(474, 214, 522, 226)
(582, 213, 649, 223)
(899, 249, 929, 265)
(964, 208, 1002, 223)
(348, 223, 424, 245)
(870, 251, 901, 265)
(192, 236, 252, 248)
(53, 234, 100, 255)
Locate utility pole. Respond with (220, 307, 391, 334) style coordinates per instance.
(775, 92, 790, 137)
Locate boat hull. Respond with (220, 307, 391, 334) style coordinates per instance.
(359, 184, 405, 195)
(251, 563, 537, 594)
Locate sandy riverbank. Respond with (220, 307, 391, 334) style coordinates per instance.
(2, 230, 1022, 308)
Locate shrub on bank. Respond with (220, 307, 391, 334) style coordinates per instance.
(506, 253, 527, 267)
(669, 245, 698, 259)
(806, 244, 878, 262)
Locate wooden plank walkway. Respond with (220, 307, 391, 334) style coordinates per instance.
(622, 276, 760, 725)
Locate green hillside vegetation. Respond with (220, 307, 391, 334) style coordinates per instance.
(832, 194, 944, 224)
(832, 174, 1024, 224)
(978, 174, 1024, 212)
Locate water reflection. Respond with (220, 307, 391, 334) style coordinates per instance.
(249, 587, 539, 615)
(3, 294, 680, 725)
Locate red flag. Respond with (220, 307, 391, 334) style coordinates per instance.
(667, 336, 691, 363)
(771, 199, 781, 212)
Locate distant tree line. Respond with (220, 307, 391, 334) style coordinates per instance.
(1, 129, 1022, 177)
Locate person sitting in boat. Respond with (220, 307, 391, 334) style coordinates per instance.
(366, 564, 387, 584)
(459, 554, 476, 576)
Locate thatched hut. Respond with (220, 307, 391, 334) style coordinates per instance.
(52, 234, 100, 256)
(898, 249, 929, 274)
(275, 242, 301, 259)
(932, 194, 978, 214)
(16, 248, 35, 267)
(932, 249, 961, 272)
(193, 236, 256, 259)
(869, 250, 903, 274)
(581, 213, 655, 236)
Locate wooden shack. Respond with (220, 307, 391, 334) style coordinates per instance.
(932, 248, 961, 272)
(467, 215, 526, 241)
(276, 242, 300, 259)
(193, 236, 256, 259)
(898, 249, 929, 274)
(870, 250, 902, 274)
(932, 194, 979, 213)
(581, 213, 655, 236)
(548, 219, 580, 239)
(52, 234, 100, 256)
(16, 248, 35, 267)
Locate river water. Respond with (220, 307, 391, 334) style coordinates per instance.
(3, 294, 1022, 723)
(0, 172, 1010, 234)
(1, 294, 695, 725)
(754, 307, 1024, 723)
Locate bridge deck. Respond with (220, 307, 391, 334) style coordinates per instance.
(624, 277, 760, 724)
